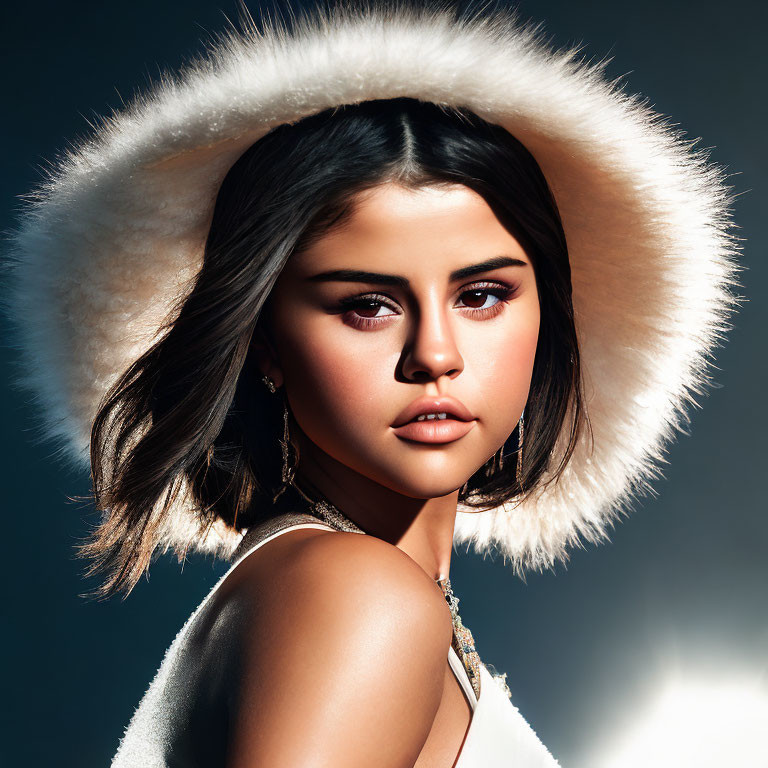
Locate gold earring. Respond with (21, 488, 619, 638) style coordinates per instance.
(495, 407, 526, 480)
(262, 374, 277, 394)
(460, 407, 525, 497)
(273, 390, 298, 502)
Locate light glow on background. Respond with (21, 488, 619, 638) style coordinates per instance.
(595, 672, 768, 767)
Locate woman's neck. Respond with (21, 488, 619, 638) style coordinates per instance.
(291, 444, 459, 582)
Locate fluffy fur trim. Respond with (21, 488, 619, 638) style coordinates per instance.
(4, 2, 743, 573)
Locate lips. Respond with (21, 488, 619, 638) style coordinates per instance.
(392, 396, 475, 428)
(391, 417, 476, 444)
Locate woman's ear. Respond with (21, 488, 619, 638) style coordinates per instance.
(250, 323, 285, 388)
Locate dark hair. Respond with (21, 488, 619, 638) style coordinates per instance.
(81, 97, 588, 599)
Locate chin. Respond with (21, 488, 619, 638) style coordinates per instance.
(372, 468, 470, 501)
(314, 437, 480, 500)
(401, 485, 466, 501)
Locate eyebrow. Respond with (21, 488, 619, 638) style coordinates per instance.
(306, 255, 528, 288)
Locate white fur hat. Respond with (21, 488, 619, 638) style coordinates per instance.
(5, 2, 742, 575)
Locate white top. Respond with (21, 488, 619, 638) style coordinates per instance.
(111, 517, 560, 767)
(447, 648, 560, 766)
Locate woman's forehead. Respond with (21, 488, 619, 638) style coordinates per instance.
(285, 182, 531, 280)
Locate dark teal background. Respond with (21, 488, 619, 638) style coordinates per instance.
(2, 1, 765, 765)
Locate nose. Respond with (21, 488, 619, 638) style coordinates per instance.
(400, 293, 465, 382)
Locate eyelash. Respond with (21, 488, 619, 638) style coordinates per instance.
(337, 281, 519, 330)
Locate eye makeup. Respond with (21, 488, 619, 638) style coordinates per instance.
(336, 280, 519, 330)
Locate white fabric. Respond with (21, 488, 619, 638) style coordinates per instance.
(448, 649, 560, 766)
(111, 521, 560, 766)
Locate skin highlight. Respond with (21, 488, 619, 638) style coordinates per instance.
(253, 181, 540, 583)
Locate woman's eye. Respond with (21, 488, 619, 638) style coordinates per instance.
(338, 295, 400, 329)
(457, 289, 501, 310)
(349, 299, 397, 319)
(456, 284, 516, 315)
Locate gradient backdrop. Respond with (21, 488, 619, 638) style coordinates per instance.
(2, 1, 765, 766)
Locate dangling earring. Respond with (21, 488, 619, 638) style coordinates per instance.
(516, 407, 525, 485)
(277, 391, 298, 496)
(261, 374, 297, 501)
(498, 406, 525, 484)
(464, 407, 525, 495)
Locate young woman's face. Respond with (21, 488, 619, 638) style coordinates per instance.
(259, 182, 540, 501)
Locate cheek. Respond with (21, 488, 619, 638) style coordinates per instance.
(275, 317, 395, 451)
(462, 306, 540, 436)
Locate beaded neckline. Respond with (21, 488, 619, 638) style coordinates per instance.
(304, 498, 483, 699)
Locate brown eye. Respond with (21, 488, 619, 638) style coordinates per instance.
(455, 283, 517, 316)
(355, 299, 385, 318)
(461, 289, 493, 309)
(337, 293, 400, 330)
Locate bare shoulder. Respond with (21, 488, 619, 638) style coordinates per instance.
(225, 529, 453, 768)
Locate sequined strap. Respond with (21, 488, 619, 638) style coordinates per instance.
(451, 619, 482, 700)
(438, 577, 482, 699)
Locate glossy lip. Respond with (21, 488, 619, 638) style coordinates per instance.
(392, 417, 476, 444)
(391, 396, 475, 428)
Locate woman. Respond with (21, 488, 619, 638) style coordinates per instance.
(5, 2, 741, 766)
